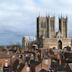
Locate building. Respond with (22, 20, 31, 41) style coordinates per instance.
(22, 36, 30, 49)
(0, 52, 12, 72)
(37, 16, 71, 49)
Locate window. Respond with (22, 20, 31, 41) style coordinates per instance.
(41, 21, 46, 28)
(50, 19, 54, 31)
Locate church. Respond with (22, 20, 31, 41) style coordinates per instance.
(37, 16, 72, 49)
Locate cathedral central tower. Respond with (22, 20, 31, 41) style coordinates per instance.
(37, 16, 55, 39)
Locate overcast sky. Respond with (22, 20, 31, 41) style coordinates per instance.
(0, 0, 72, 45)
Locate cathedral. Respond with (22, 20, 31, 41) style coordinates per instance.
(37, 16, 72, 49)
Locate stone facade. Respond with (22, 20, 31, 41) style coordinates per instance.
(43, 38, 71, 49)
(22, 36, 30, 49)
(37, 16, 55, 39)
(37, 16, 71, 49)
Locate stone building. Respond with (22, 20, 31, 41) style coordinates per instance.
(22, 36, 30, 49)
(37, 16, 71, 49)
(0, 52, 14, 72)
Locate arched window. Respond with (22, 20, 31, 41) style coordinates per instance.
(58, 40, 62, 49)
(41, 21, 46, 28)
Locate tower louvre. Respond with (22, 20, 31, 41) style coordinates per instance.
(59, 16, 67, 38)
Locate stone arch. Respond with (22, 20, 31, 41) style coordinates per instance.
(58, 40, 62, 49)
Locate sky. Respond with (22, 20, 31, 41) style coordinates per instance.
(0, 0, 72, 45)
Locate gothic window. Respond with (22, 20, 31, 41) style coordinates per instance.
(40, 30, 46, 38)
(58, 40, 62, 49)
(63, 20, 67, 31)
(41, 21, 46, 28)
(63, 20, 66, 24)
(50, 20, 54, 31)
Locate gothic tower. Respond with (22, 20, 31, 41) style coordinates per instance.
(37, 16, 47, 48)
(37, 16, 47, 39)
(37, 16, 55, 39)
(47, 16, 55, 38)
(59, 16, 67, 38)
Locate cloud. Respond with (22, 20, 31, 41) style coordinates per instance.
(0, 0, 72, 44)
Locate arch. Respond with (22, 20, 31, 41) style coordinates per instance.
(58, 40, 62, 49)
